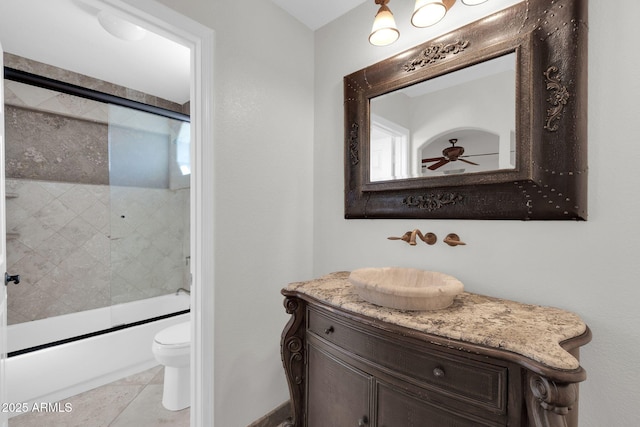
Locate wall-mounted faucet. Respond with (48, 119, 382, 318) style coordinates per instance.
(388, 229, 437, 246)
(388, 230, 466, 246)
(176, 287, 191, 295)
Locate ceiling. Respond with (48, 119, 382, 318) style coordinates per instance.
(272, 0, 367, 31)
(0, 0, 192, 104)
(0, 0, 363, 105)
(0, 1, 519, 105)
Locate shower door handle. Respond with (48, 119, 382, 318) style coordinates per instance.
(4, 272, 20, 286)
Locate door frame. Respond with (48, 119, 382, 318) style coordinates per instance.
(1, 39, 8, 427)
(87, 1, 215, 426)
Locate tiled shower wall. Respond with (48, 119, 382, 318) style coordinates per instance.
(4, 53, 190, 326)
(6, 179, 189, 325)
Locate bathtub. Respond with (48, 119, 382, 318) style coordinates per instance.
(5, 293, 190, 417)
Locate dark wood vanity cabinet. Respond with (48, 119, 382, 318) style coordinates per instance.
(300, 306, 513, 427)
(281, 274, 591, 427)
(306, 343, 371, 426)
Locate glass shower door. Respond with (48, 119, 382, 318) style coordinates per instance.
(3, 70, 190, 354)
(107, 104, 190, 312)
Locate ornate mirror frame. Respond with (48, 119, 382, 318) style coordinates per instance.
(344, 0, 587, 220)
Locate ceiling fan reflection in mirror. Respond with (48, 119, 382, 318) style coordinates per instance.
(422, 138, 497, 171)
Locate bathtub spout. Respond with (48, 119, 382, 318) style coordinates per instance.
(176, 287, 191, 295)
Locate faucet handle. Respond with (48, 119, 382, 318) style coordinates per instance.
(444, 233, 466, 246)
(387, 231, 413, 244)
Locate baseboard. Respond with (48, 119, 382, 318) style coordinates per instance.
(247, 401, 291, 427)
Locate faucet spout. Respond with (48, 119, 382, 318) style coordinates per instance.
(176, 287, 191, 295)
(409, 229, 418, 245)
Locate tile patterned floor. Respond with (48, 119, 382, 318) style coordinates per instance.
(9, 366, 189, 427)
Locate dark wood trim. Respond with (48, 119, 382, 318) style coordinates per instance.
(280, 297, 306, 427)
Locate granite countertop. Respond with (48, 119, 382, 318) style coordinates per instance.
(284, 271, 587, 371)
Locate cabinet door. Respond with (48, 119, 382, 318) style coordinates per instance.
(307, 344, 371, 427)
(377, 382, 495, 427)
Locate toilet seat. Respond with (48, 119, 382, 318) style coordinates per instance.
(154, 321, 190, 347)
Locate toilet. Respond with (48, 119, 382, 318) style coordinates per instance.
(152, 321, 191, 411)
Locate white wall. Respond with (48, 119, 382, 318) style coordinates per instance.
(314, 1, 640, 427)
(153, 0, 315, 425)
(410, 71, 514, 173)
(118, 0, 640, 425)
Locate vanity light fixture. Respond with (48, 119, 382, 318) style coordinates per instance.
(369, 0, 400, 46)
(411, 0, 456, 28)
(370, 0, 490, 45)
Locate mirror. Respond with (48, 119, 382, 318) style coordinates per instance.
(370, 52, 516, 181)
(344, 0, 588, 220)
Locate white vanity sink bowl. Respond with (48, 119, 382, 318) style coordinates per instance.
(349, 267, 464, 311)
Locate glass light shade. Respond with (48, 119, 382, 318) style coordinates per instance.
(369, 6, 400, 46)
(411, 1, 447, 28)
(462, 0, 488, 4)
(98, 10, 146, 41)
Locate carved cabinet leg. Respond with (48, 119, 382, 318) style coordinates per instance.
(526, 373, 579, 427)
(281, 297, 306, 427)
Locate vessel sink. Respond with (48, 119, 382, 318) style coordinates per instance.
(349, 267, 464, 311)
